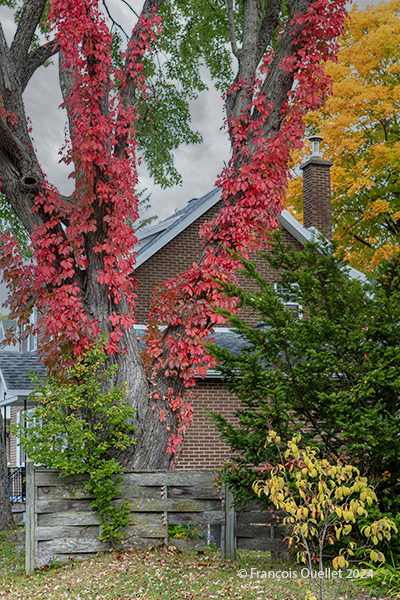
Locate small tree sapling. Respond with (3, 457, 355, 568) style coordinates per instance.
(253, 431, 397, 600)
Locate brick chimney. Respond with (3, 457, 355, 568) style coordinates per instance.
(299, 136, 333, 239)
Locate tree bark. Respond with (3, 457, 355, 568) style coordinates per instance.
(147, 0, 329, 456)
(0, 413, 15, 532)
(0, 0, 174, 470)
(0, 0, 344, 473)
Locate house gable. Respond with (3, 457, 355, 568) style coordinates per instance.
(133, 188, 365, 325)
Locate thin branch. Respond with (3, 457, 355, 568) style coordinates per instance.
(118, 0, 140, 19)
(352, 234, 373, 248)
(227, 0, 239, 58)
(19, 40, 60, 91)
(102, 0, 129, 39)
(115, 0, 164, 160)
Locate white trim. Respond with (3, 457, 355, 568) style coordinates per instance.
(133, 324, 232, 334)
(0, 394, 18, 408)
(0, 392, 38, 408)
(278, 209, 315, 244)
(133, 323, 166, 331)
(136, 215, 181, 241)
(195, 369, 222, 379)
(135, 189, 222, 268)
(0, 368, 7, 395)
(16, 410, 21, 467)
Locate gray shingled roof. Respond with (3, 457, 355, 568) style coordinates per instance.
(135, 327, 246, 377)
(0, 352, 46, 391)
(136, 189, 220, 261)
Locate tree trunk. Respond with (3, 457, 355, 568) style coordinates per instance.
(0, 0, 172, 470)
(145, 0, 347, 458)
(0, 0, 347, 474)
(0, 413, 15, 531)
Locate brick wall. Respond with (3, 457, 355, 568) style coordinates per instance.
(134, 204, 219, 323)
(134, 200, 304, 325)
(300, 157, 333, 239)
(134, 208, 304, 470)
(176, 380, 241, 470)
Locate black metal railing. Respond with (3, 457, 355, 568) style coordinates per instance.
(8, 466, 25, 505)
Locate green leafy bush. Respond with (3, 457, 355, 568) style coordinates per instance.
(361, 562, 400, 597)
(168, 524, 203, 539)
(11, 340, 136, 541)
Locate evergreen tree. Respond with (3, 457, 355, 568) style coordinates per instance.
(208, 235, 400, 515)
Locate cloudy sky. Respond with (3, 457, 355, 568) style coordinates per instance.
(0, 0, 384, 223)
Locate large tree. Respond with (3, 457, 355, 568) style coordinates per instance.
(0, 0, 347, 502)
(286, 0, 400, 271)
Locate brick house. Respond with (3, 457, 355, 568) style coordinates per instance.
(0, 140, 366, 472)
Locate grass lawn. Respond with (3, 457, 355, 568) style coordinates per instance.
(0, 529, 391, 600)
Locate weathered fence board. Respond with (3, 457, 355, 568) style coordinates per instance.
(123, 524, 167, 539)
(37, 483, 162, 501)
(38, 511, 101, 527)
(128, 498, 222, 512)
(28, 469, 289, 570)
(168, 485, 221, 500)
(122, 472, 218, 487)
(35, 471, 90, 487)
(168, 511, 225, 525)
(236, 510, 286, 524)
(170, 538, 207, 552)
(36, 498, 94, 514)
(237, 538, 288, 552)
(236, 523, 279, 539)
(35, 525, 100, 541)
(115, 485, 163, 499)
(38, 537, 110, 554)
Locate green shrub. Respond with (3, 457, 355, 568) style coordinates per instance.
(207, 238, 400, 534)
(11, 339, 136, 541)
(361, 562, 400, 597)
(168, 524, 203, 539)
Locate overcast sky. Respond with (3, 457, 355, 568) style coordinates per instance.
(0, 0, 384, 223)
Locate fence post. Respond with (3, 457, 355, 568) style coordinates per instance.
(25, 459, 35, 574)
(224, 486, 236, 561)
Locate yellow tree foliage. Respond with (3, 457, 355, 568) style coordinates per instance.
(254, 431, 397, 600)
(286, 1, 400, 271)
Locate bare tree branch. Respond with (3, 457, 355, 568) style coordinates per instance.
(115, 0, 164, 159)
(19, 40, 59, 91)
(10, 0, 48, 76)
(102, 0, 129, 39)
(353, 234, 373, 248)
(227, 0, 239, 58)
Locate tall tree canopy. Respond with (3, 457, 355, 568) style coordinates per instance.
(0, 0, 347, 487)
(287, 0, 400, 271)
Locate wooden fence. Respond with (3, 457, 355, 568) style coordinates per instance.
(25, 460, 288, 572)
